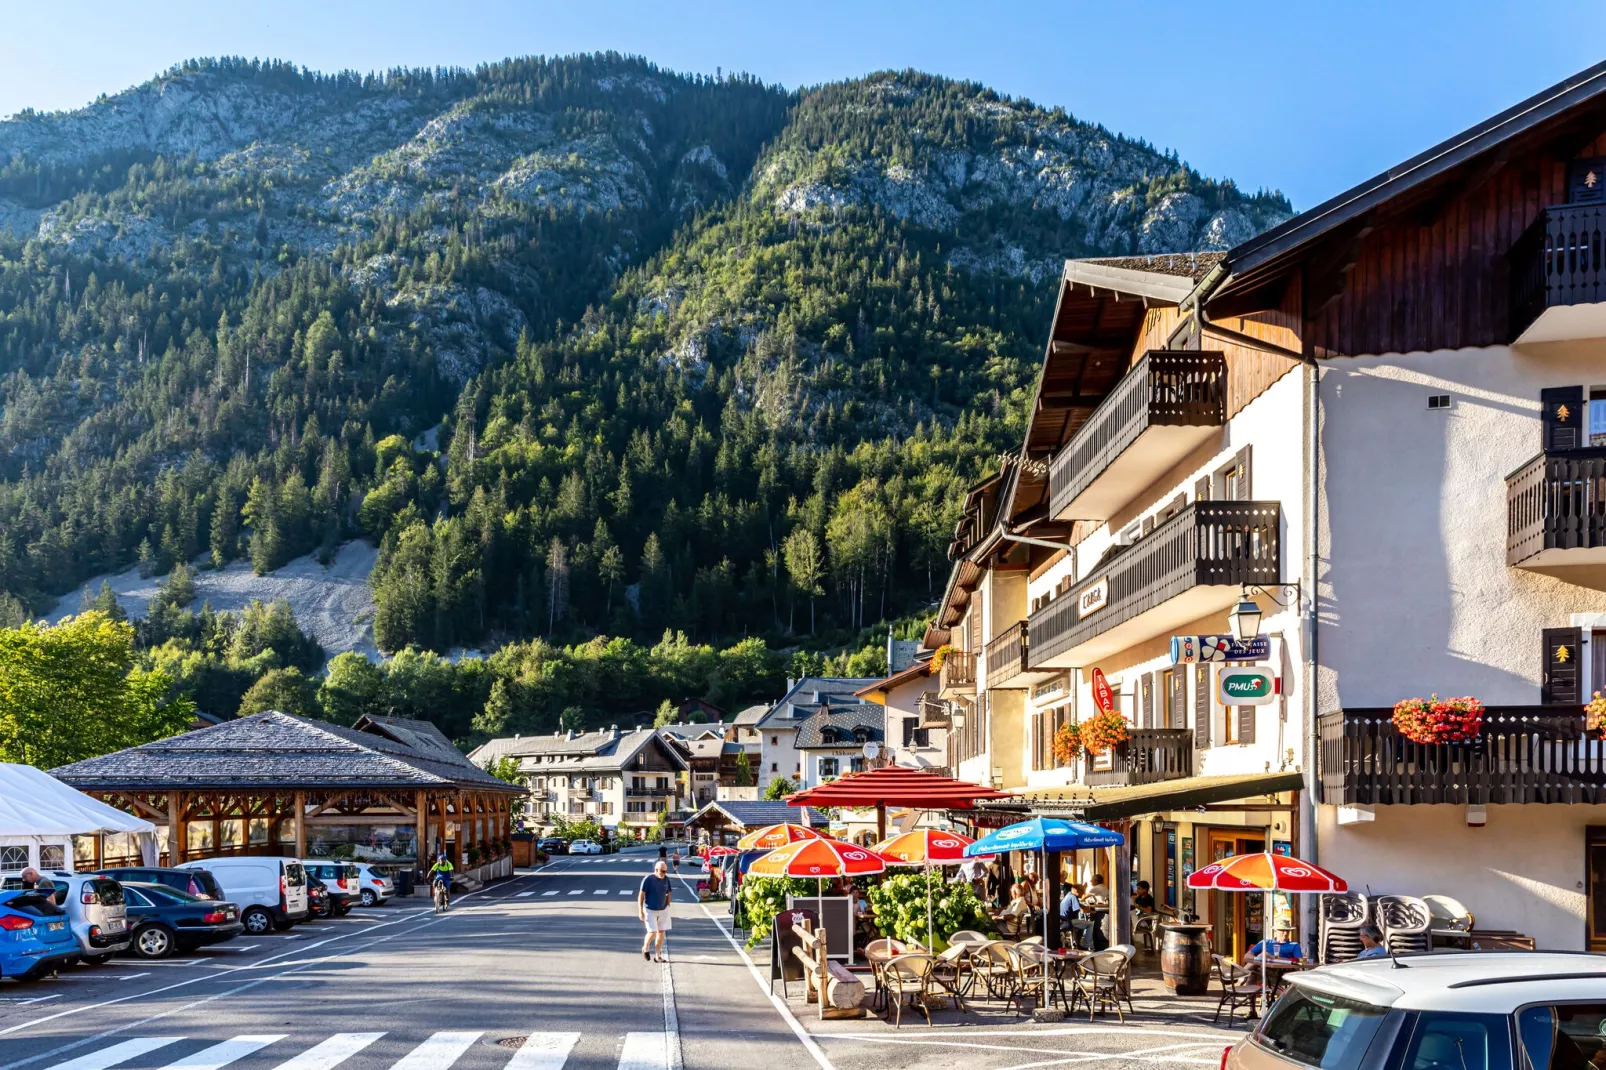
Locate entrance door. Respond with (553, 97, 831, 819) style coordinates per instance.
(1208, 831, 1266, 959)
(1590, 828, 1606, 951)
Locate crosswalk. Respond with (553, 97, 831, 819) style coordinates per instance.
(42, 1032, 675, 1070)
(529, 889, 633, 897)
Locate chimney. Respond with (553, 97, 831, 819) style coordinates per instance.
(565, 729, 575, 741)
(787, 677, 795, 691)
(514, 733, 520, 739)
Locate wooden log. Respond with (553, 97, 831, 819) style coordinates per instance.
(824, 961, 865, 1009)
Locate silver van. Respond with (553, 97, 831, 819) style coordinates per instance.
(177, 857, 308, 935)
(48, 873, 131, 964)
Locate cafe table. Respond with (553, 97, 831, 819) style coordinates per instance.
(1016, 944, 1085, 1012)
(1250, 957, 1311, 1001)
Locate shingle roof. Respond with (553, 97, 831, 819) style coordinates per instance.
(356, 715, 469, 766)
(755, 678, 880, 728)
(52, 711, 519, 793)
(510, 729, 688, 776)
(1079, 251, 1225, 280)
(687, 799, 829, 829)
(731, 704, 768, 726)
(793, 705, 885, 750)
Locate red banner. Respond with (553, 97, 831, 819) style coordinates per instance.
(1090, 667, 1114, 715)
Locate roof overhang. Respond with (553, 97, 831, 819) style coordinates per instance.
(1021, 772, 1305, 820)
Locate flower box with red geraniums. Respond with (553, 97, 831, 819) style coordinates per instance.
(1080, 710, 1130, 755)
(1588, 692, 1606, 740)
(1390, 695, 1484, 744)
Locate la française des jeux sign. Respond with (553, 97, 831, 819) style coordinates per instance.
(1169, 634, 1269, 665)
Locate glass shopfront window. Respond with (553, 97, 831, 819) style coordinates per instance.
(303, 824, 420, 862)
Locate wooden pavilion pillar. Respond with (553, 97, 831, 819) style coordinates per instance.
(168, 791, 186, 865)
(293, 791, 307, 858)
(415, 790, 428, 873)
(456, 792, 467, 867)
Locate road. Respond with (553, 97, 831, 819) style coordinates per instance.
(0, 849, 1244, 1070)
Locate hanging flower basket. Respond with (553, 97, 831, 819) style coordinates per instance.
(1587, 692, 1606, 740)
(1080, 710, 1130, 755)
(1391, 694, 1484, 744)
(931, 644, 954, 672)
(1051, 722, 1083, 766)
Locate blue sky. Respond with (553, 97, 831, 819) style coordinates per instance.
(1, 1, 1602, 210)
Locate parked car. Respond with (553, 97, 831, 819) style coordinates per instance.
(351, 863, 394, 907)
(0, 889, 79, 981)
(537, 837, 568, 856)
(1227, 952, 1606, 1070)
(176, 857, 307, 935)
(46, 874, 130, 964)
(305, 876, 330, 918)
(97, 866, 224, 901)
(300, 861, 359, 915)
(568, 839, 603, 855)
(118, 882, 242, 959)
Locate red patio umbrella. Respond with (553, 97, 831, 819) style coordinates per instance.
(873, 829, 978, 946)
(1188, 853, 1347, 997)
(786, 766, 1014, 840)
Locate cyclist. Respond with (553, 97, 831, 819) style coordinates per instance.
(427, 853, 454, 912)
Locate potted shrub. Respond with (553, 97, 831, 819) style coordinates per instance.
(1080, 710, 1129, 755)
(1391, 695, 1484, 744)
(1588, 692, 1606, 740)
(1051, 722, 1083, 766)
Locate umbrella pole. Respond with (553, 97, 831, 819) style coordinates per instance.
(1042, 846, 1049, 950)
(926, 863, 934, 950)
(1262, 888, 1270, 1013)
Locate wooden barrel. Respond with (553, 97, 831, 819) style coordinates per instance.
(1160, 924, 1212, 994)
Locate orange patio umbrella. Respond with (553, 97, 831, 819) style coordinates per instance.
(737, 822, 823, 850)
(1188, 853, 1347, 996)
(872, 829, 978, 946)
(749, 836, 890, 938)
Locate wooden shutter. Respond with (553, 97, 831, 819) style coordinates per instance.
(1543, 627, 1583, 705)
(1194, 665, 1210, 745)
(1541, 387, 1584, 451)
(1569, 159, 1606, 205)
(1234, 445, 1253, 499)
(1194, 476, 1211, 502)
(1169, 669, 1187, 730)
(1237, 705, 1257, 745)
(1140, 674, 1154, 728)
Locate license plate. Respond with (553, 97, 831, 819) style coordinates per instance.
(105, 919, 126, 932)
(47, 922, 64, 932)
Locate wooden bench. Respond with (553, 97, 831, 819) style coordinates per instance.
(790, 919, 866, 1019)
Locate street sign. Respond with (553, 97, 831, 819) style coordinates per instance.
(1217, 666, 1277, 705)
(1090, 667, 1115, 715)
(1171, 634, 1270, 664)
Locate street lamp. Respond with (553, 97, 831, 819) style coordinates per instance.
(1228, 594, 1263, 641)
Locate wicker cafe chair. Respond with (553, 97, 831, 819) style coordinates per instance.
(1070, 950, 1129, 1022)
(1212, 954, 1263, 1023)
(1134, 912, 1162, 952)
(948, 929, 989, 947)
(971, 940, 1019, 1004)
(882, 952, 936, 1028)
(1007, 943, 1053, 1015)
(929, 944, 971, 1010)
(863, 938, 908, 1011)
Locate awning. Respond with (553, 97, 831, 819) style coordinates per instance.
(1020, 772, 1305, 821)
(787, 766, 1014, 809)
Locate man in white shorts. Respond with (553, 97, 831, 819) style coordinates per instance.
(639, 859, 673, 962)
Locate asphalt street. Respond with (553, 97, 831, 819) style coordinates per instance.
(0, 848, 1243, 1070)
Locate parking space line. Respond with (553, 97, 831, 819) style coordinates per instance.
(541, 891, 558, 896)
(517, 891, 536, 897)
(567, 890, 582, 896)
(592, 889, 607, 895)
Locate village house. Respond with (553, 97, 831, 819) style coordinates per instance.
(751, 677, 878, 790)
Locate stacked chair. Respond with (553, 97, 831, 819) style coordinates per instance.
(1319, 892, 1371, 964)
(1376, 895, 1433, 955)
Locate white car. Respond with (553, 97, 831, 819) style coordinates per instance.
(351, 863, 394, 907)
(1229, 952, 1606, 1070)
(568, 839, 603, 855)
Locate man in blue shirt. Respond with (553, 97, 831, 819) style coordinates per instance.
(639, 859, 674, 963)
(1242, 925, 1306, 964)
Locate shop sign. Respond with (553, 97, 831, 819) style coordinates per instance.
(1090, 668, 1115, 715)
(1217, 667, 1276, 705)
(1032, 676, 1066, 702)
(1078, 578, 1109, 618)
(1170, 634, 1270, 664)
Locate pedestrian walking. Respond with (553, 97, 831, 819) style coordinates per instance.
(639, 859, 673, 963)
(671, 848, 680, 875)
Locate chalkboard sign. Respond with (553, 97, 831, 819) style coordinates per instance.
(768, 907, 819, 995)
(787, 894, 854, 963)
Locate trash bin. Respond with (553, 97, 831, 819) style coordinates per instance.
(395, 869, 415, 897)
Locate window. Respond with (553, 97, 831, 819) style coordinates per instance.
(820, 727, 839, 744)
(1591, 386, 1606, 446)
(1518, 1004, 1606, 1070)
(0, 845, 26, 873)
(849, 757, 866, 774)
(1427, 394, 1451, 410)
(770, 762, 778, 772)
(38, 845, 64, 871)
(770, 736, 778, 746)
(819, 757, 839, 779)
(1254, 989, 1388, 1070)
(1403, 1014, 1511, 1070)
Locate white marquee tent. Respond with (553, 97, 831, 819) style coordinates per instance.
(0, 763, 158, 876)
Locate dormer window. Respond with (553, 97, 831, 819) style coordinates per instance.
(852, 728, 871, 744)
(819, 727, 840, 744)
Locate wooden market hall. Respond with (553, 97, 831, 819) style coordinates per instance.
(52, 711, 523, 875)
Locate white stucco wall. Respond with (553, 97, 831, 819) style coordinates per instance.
(758, 726, 802, 788)
(1318, 802, 1606, 950)
(1318, 342, 1606, 710)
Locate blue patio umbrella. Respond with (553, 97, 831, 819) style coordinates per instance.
(965, 818, 1126, 950)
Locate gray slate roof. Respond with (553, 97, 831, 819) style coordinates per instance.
(755, 677, 880, 729)
(793, 704, 886, 750)
(504, 729, 689, 776)
(687, 799, 828, 829)
(52, 711, 518, 793)
(731, 704, 768, 726)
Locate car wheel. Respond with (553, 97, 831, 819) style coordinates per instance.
(334, 904, 351, 916)
(361, 890, 377, 907)
(133, 925, 175, 960)
(241, 907, 272, 935)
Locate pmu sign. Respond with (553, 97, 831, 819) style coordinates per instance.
(1171, 634, 1270, 665)
(1217, 667, 1277, 706)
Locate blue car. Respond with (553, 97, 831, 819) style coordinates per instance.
(0, 889, 80, 981)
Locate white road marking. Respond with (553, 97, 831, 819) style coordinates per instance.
(113, 974, 151, 982)
(158, 1035, 284, 1070)
(502, 1033, 580, 1070)
(618, 890, 632, 895)
(200, 944, 258, 953)
(516, 892, 536, 898)
(268, 1032, 385, 1070)
(388, 1032, 481, 1070)
(659, 958, 683, 1070)
(541, 891, 559, 897)
(42, 1038, 181, 1070)
(617, 1033, 672, 1070)
(567, 890, 583, 896)
(593, 889, 608, 896)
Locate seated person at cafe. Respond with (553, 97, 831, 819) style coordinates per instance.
(1242, 925, 1305, 964)
(1355, 924, 1389, 959)
(1058, 884, 1083, 924)
(995, 883, 1032, 921)
(1132, 880, 1156, 912)
(1085, 873, 1110, 905)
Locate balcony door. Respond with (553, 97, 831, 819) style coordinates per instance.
(1590, 828, 1606, 951)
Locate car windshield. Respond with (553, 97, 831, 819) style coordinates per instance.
(1256, 987, 1389, 1070)
(1517, 1003, 1606, 1070)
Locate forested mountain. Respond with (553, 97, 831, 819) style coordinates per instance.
(0, 54, 1289, 736)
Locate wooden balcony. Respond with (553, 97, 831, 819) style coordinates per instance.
(917, 695, 952, 728)
(1318, 707, 1606, 805)
(1511, 203, 1606, 344)
(1049, 350, 1226, 522)
(1083, 729, 1194, 788)
(1029, 501, 1281, 668)
(984, 621, 1059, 691)
(626, 785, 677, 798)
(1508, 448, 1606, 577)
(938, 650, 976, 698)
